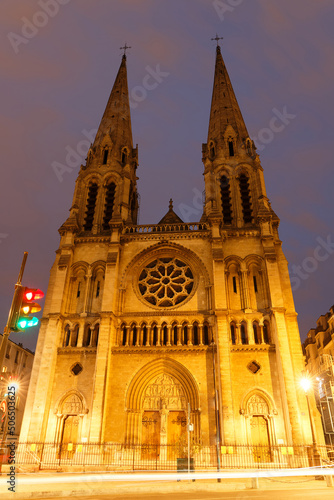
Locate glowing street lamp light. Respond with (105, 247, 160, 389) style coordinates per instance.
(300, 377, 312, 393)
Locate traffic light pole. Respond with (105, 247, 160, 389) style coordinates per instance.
(0, 252, 28, 372)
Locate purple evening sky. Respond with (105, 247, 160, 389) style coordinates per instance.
(0, 0, 334, 352)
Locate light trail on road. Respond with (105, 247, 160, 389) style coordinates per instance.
(1, 466, 333, 486)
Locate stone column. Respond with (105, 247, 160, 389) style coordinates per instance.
(240, 269, 251, 311)
(259, 323, 264, 344)
(273, 310, 303, 444)
(247, 319, 255, 345)
(177, 325, 182, 346)
(135, 326, 140, 347)
(89, 316, 112, 442)
(68, 326, 74, 347)
(188, 324, 193, 346)
(82, 271, 92, 315)
(139, 326, 144, 347)
(125, 326, 130, 347)
(199, 324, 204, 346)
(167, 325, 172, 346)
(235, 323, 241, 344)
(156, 326, 161, 346)
(216, 315, 236, 445)
(146, 326, 151, 347)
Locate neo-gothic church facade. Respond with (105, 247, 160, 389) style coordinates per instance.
(20, 45, 324, 454)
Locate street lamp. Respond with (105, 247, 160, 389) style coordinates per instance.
(300, 376, 321, 466)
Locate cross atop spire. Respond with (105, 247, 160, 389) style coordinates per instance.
(211, 34, 223, 47)
(120, 42, 132, 57)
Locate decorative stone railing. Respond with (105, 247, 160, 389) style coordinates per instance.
(123, 223, 209, 234)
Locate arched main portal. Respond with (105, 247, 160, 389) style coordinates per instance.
(125, 359, 200, 455)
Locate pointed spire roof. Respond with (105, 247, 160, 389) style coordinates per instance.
(158, 199, 184, 224)
(93, 54, 133, 152)
(208, 45, 249, 144)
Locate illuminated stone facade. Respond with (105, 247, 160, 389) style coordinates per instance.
(303, 307, 334, 445)
(20, 46, 324, 452)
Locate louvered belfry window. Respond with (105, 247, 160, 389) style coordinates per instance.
(220, 175, 233, 224)
(239, 174, 253, 223)
(102, 182, 116, 230)
(83, 183, 98, 231)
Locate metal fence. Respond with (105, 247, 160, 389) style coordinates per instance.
(2, 443, 334, 470)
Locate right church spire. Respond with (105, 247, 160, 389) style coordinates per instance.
(202, 43, 278, 230)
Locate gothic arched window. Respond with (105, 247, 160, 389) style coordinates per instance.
(193, 323, 199, 346)
(160, 325, 167, 346)
(102, 182, 116, 230)
(173, 325, 178, 345)
(83, 325, 91, 347)
(183, 325, 188, 345)
(220, 175, 233, 224)
(230, 323, 236, 345)
(132, 325, 137, 346)
(241, 322, 248, 345)
(253, 322, 260, 344)
(122, 325, 127, 346)
(102, 148, 109, 165)
(63, 325, 71, 347)
(152, 325, 158, 346)
(142, 325, 147, 346)
(239, 174, 253, 224)
(228, 139, 234, 157)
(83, 183, 98, 231)
(233, 276, 237, 293)
(121, 148, 128, 163)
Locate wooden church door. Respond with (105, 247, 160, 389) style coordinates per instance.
(167, 411, 187, 460)
(250, 415, 271, 462)
(141, 411, 161, 459)
(60, 415, 80, 458)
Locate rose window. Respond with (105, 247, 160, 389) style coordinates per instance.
(138, 257, 194, 307)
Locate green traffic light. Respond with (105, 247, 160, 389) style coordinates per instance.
(17, 317, 39, 329)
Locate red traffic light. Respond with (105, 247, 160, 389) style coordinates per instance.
(23, 289, 44, 301)
(9, 286, 44, 332)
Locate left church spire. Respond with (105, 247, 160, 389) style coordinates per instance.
(60, 52, 139, 237)
(92, 54, 134, 155)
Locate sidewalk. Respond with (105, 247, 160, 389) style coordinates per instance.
(0, 471, 333, 499)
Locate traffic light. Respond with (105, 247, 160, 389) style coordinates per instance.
(9, 286, 44, 332)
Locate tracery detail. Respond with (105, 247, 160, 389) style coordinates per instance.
(61, 394, 83, 414)
(247, 394, 269, 415)
(143, 374, 186, 410)
(138, 257, 194, 307)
